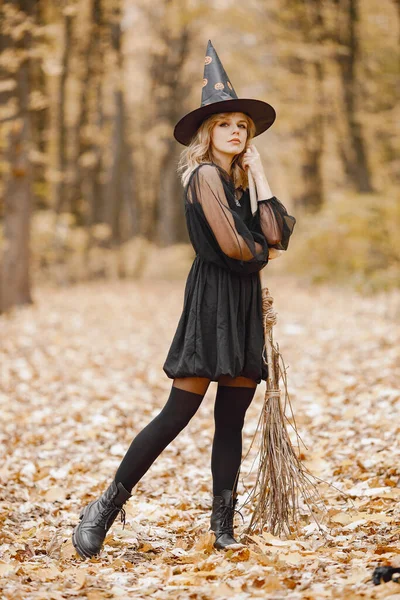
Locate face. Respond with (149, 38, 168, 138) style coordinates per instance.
(210, 112, 248, 157)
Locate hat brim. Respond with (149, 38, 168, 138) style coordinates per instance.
(173, 98, 276, 146)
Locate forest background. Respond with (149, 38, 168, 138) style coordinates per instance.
(1, 2, 400, 597)
(0, 0, 399, 312)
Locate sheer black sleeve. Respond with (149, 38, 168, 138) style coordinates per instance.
(186, 164, 269, 272)
(256, 196, 296, 250)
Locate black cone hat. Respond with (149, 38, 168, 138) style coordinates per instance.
(173, 40, 276, 146)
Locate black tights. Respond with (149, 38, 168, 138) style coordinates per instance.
(211, 385, 256, 494)
(114, 384, 256, 495)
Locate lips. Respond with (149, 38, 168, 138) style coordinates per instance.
(229, 139, 241, 143)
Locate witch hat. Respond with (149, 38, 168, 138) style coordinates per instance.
(173, 40, 276, 146)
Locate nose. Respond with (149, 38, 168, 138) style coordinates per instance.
(231, 124, 240, 135)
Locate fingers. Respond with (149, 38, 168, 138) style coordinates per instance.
(246, 144, 258, 154)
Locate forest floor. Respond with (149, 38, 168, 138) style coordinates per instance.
(1, 274, 400, 600)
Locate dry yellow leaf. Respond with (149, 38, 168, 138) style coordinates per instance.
(192, 531, 215, 552)
(75, 570, 87, 589)
(226, 546, 250, 562)
(330, 512, 353, 525)
(34, 565, 61, 581)
(86, 591, 109, 600)
(44, 487, 68, 502)
(60, 539, 79, 560)
(0, 562, 16, 576)
(252, 575, 282, 592)
(261, 531, 295, 546)
(278, 551, 303, 566)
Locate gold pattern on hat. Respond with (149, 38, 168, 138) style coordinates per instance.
(205, 56, 212, 65)
(202, 78, 208, 87)
(227, 81, 232, 90)
(214, 82, 224, 90)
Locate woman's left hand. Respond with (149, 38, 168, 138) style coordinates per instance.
(242, 144, 266, 180)
(268, 248, 283, 260)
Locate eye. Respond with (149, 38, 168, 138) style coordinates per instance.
(218, 122, 247, 129)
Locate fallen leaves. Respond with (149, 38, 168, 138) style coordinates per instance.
(0, 277, 399, 598)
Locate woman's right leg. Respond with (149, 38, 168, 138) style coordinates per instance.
(73, 377, 211, 559)
(114, 377, 211, 492)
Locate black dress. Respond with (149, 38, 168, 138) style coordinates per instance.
(163, 162, 296, 384)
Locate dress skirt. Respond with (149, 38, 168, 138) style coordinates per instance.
(163, 254, 268, 384)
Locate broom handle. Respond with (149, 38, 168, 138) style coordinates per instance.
(261, 288, 279, 391)
(265, 332, 276, 389)
(249, 169, 281, 259)
(248, 169, 258, 216)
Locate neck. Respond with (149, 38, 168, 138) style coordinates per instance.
(211, 151, 234, 176)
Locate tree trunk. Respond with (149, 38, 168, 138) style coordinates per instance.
(335, 0, 374, 192)
(298, 0, 325, 212)
(300, 62, 325, 212)
(147, 14, 190, 245)
(283, 0, 325, 212)
(53, 9, 73, 213)
(392, 0, 400, 44)
(30, 1, 48, 209)
(0, 0, 34, 312)
(68, 0, 102, 224)
(106, 2, 137, 245)
(156, 141, 186, 245)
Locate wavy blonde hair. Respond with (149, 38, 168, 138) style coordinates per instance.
(177, 112, 256, 190)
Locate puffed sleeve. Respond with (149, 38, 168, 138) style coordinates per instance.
(186, 164, 270, 275)
(256, 196, 296, 250)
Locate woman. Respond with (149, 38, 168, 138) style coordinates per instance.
(72, 41, 295, 559)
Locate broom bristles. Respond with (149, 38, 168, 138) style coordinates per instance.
(238, 286, 323, 537)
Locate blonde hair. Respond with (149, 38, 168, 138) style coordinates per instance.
(177, 112, 256, 190)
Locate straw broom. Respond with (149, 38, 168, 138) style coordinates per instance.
(240, 172, 321, 537)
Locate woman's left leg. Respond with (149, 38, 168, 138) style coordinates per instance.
(210, 376, 257, 550)
(212, 376, 257, 495)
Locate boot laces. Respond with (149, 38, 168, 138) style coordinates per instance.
(120, 507, 126, 529)
(95, 503, 126, 530)
(219, 503, 244, 535)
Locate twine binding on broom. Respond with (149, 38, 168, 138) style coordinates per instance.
(232, 285, 325, 537)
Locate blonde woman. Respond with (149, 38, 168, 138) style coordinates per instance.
(72, 41, 295, 559)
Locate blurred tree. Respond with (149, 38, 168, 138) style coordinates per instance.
(30, 2, 49, 209)
(54, 4, 73, 213)
(105, 0, 138, 245)
(0, 0, 34, 312)
(290, 0, 326, 212)
(333, 0, 375, 192)
(258, 0, 327, 212)
(392, 0, 400, 42)
(139, 0, 193, 246)
(68, 0, 104, 225)
(152, 26, 191, 246)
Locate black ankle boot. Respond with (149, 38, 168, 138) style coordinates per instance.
(373, 566, 400, 585)
(210, 489, 242, 550)
(72, 480, 131, 559)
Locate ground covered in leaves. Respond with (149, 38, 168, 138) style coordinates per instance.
(1, 274, 400, 599)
